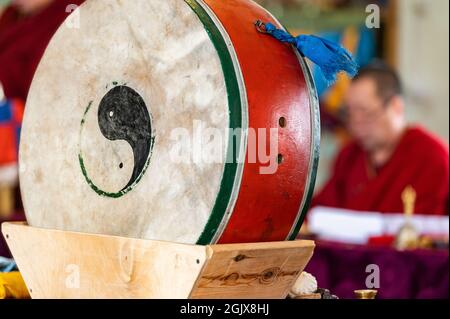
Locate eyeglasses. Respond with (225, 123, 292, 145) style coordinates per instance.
(341, 95, 396, 123)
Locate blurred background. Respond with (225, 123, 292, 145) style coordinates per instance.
(253, 0, 449, 299)
(0, 0, 448, 299)
(255, 0, 449, 191)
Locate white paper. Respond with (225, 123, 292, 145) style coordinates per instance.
(308, 206, 449, 244)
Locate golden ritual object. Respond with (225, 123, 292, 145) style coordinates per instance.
(401, 185, 416, 216)
(354, 289, 378, 299)
(395, 185, 420, 250)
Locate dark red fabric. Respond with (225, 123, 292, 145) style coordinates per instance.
(313, 126, 449, 215)
(0, 211, 25, 258)
(0, 0, 85, 101)
(305, 240, 449, 299)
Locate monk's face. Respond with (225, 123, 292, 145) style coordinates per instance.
(12, 0, 54, 15)
(344, 77, 403, 152)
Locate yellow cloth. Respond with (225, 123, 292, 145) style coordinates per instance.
(0, 272, 30, 299)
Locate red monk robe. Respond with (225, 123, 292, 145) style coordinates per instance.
(0, 0, 85, 101)
(313, 126, 449, 215)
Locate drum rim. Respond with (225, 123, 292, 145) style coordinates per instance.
(287, 49, 321, 240)
(186, 0, 248, 245)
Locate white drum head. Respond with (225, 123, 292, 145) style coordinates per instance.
(20, 0, 243, 244)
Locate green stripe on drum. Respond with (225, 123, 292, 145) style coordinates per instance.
(185, 0, 243, 245)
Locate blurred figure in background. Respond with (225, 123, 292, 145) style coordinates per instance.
(0, 0, 84, 101)
(313, 62, 449, 215)
(0, 0, 83, 257)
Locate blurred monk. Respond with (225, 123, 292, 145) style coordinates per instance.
(313, 62, 449, 215)
(0, 0, 84, 101)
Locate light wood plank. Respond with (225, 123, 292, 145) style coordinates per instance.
(190, 241, 315, 299)
(2, 222, 206, 299)
(2, 222, 315, 299)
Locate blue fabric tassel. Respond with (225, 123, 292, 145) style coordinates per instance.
(0, 257, 17, 273)
(263, 23, 359, 85)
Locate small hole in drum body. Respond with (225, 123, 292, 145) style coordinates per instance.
(119, 163, 124, 169)
(279, 117, 287, 128)
(277, 154, 284, 165)
(5, 234, 9, 239)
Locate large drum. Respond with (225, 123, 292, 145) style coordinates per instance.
(19, 0, 319, 245)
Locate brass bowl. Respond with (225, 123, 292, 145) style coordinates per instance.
(354, 289, 378, 299)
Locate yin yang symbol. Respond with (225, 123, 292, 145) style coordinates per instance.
(79, 84, 154, 198)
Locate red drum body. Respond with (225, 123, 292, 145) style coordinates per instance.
(20, 0, 319, 245)
(197, 0, 320, 244)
